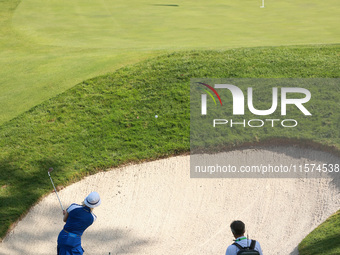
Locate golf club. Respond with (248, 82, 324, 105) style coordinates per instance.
(48, 167, 64, 211)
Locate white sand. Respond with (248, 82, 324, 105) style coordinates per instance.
(0, 147, 339, 255)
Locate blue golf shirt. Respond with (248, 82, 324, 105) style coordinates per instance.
(57, 204, 97, 254)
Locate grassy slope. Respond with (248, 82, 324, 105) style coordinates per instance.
(299, 210, 340, 255)
(1, 0, 340, 124)
(0, 46, 339, 244)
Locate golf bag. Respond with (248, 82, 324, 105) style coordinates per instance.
(232, 240, 260, 255)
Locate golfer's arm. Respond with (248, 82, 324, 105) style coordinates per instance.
(63, 210, 69, 222)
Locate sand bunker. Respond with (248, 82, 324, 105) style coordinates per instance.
(0, 147, 339, 255)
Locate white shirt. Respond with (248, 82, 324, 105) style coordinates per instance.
(225, 237, 263, 255)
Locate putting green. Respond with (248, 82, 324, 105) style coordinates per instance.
(1, 0, 339, 125)
(13, 0, 340, 49)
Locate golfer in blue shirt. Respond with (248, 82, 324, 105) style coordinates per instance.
(57, 191, 101, 255)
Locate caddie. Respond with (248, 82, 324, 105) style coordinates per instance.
(225, 220, 263, 255)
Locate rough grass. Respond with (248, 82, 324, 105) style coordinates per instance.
(299, 210, 340, 255)
(0, 45, 339, 240)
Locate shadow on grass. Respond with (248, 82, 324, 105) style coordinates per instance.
(298, 231, 340, 255)
(0, 155, 66, 238)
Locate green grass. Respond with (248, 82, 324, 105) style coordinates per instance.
(299, 210, 340, 255)
(12, 0, 340, 49)
(1, 0, 339, 253)
(0, 0, 160, 125)
(1, 0, 339, 124)
(0, 45, 339, 240)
